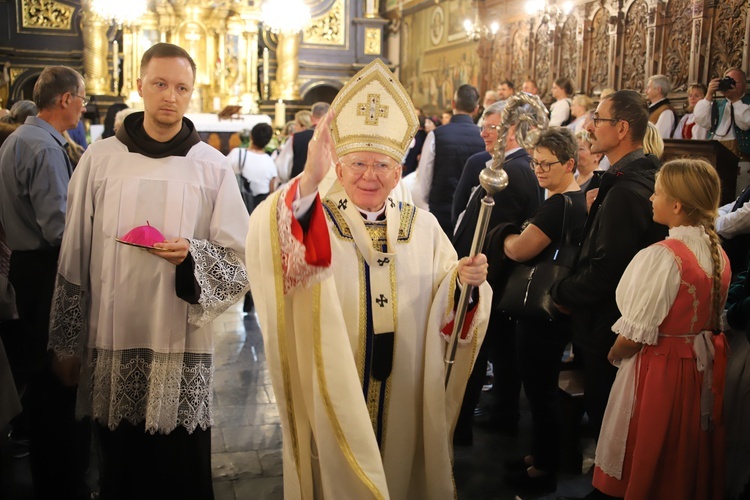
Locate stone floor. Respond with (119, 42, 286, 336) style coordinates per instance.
(1, 302, 596, 499)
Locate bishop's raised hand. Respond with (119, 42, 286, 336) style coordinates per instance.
(299, 109, 338, 197)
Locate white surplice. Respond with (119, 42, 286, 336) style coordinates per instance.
(48, 136, 250, 434)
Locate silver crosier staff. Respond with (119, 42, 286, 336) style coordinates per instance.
(444, 92, 550, 388)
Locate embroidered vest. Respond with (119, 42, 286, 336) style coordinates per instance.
(708, 95, 750, 154)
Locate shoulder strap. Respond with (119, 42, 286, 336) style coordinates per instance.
(559, 193, 573, 247)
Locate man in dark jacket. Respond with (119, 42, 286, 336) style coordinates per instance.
(551, 90, 667, 448)
(413, 84, 485, 236)
(452, 101, 543, 444)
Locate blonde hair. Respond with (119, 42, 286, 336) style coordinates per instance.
(62, 130, 85, 166)
(572, 94, 595, 111)
(657, 159, 724, 328)
(643, 122, 664, 158)
(295, 110, 312, 129)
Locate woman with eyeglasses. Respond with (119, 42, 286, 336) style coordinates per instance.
(499, 127, 588, 496)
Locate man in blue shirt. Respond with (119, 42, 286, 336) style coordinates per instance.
(0, 65, 90, 500)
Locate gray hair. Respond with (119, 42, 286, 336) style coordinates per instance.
(482, 100, 507, 119)
(0, 100, 38, 124)
(33, 66, 84, 111)
(648, 74, 672, 96)
(534, 126, 579, 172)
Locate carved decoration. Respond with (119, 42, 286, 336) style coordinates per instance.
(621, 0, 647, 92)
(708, 0, 748, 79)
(511, 26, 528, 90)
(303, 0, 345, 46)
(559, 15, 578, 85)
(535, 23, 551, 97)
(588, 7, 609, 93)
(663, 0, 692, 90)
(21, 0, 74, 30)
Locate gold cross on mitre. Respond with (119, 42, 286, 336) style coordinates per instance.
(356, 94, 389, 126)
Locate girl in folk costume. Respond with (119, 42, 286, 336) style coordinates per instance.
(593, 158, 731, 499)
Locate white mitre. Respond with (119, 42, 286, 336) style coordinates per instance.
(330, 58, 419, 164)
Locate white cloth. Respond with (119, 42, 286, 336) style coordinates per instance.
(549, 98, 571, 127)
(246, 181, 491, 500)
(566, 115, 586, 134)
(595, 225, 717, 479)
(275, 136, 294, 182)
(694, 98, 750, 140)
(411, 131, 435, 210)
(717, 200, 750, 239)
(672, 112, 708, 140)
(48, 137, 250, 434)
(239, 150, 277, 197)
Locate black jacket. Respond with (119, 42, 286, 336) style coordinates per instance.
(429, 114, 485, 215)
(452, 148, 542, 259)
(550, 152, 667, 356)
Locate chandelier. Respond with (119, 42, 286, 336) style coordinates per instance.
(90, 0, 147, 25)
(261, 0, 312, 35)
(464, 1, 499, 42)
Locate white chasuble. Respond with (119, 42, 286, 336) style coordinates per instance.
(247, 180, 491, 500)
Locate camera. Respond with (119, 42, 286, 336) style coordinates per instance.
(718, 76, 736, 93)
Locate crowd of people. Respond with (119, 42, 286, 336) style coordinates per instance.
(0, 41, 749, 500)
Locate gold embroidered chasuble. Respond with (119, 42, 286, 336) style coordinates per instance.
(246, 182, 491, 500)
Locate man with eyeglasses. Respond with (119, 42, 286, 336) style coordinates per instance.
(0, 65, 90, 499)
(247, 59, 491, 499)
(551, 90, 666, 500)
(452, 100, 542, 445)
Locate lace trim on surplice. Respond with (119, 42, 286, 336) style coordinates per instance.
(78, 348, 213, 434)
(277, 186, 331, 294)
(187, 239, 249, 328)
(48, 274, 87, 359)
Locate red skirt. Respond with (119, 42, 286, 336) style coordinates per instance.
(593, 334, 727, 500)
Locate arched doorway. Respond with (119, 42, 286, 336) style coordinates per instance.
(301, 83, 340, 105)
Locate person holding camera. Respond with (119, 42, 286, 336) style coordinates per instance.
(694, 68, 750, 162)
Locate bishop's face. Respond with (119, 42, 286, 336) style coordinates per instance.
(335, 152, 401, 212)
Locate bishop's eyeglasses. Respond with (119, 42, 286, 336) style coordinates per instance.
(343, 161, 398, 174)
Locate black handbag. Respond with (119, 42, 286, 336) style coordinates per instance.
(496, 194, 579, 321)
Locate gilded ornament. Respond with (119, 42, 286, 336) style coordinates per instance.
(364, 28, 382, 56)
(22, 0, 74, 30)
(9, 67, 27, 85)
(303, 0, 345, 46)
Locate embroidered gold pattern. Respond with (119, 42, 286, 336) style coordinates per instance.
(312, 283, 386, 500)
(22, 0, 73, 30)
(356, 94, 389, 126)
(323, 198, 417, 243)
(268, 191, 302, 481)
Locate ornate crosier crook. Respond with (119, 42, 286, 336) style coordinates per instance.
(444, 92, 550, 388)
